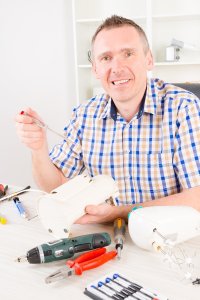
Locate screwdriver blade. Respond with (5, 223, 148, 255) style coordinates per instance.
(117, 246, 121, 259)
(15, 255, 28, 263)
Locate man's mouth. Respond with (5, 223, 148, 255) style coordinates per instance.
(112, 79, 130, 85)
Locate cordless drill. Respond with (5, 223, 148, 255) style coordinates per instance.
(16, 232, 111, 263)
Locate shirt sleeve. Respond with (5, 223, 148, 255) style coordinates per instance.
(173, 97, 200, 188)
(49, 107, 85, 178)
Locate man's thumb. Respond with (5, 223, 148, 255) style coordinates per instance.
(85, 205, 101, 215)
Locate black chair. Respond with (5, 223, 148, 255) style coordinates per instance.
(172, 83, 200, 99)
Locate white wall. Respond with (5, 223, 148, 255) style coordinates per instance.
(0, 0, 76, 187)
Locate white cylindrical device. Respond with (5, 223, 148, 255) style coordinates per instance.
(38, 174, 119, 238)
(128, 206, 200, 251)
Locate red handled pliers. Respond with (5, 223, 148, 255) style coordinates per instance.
(45, 247, 117, 284)
(0, 184, 8, 198)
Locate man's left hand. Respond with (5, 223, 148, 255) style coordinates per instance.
(74, 203, 129, 224)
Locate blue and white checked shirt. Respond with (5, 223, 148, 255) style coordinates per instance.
(50, 78, 200, 205)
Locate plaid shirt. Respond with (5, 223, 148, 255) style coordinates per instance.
(50, 78, 200, 205)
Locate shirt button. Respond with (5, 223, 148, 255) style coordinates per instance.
(126, 149, 131, 154)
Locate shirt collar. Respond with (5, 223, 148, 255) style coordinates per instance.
(100, 77, 159, 120)
(104, 90, 147, 122)
(143, 77, 159, 115)
(109, 87, 147, 121)
(100, 96, 112, 119)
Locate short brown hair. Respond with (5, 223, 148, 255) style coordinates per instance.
(89, 15, 150, 62)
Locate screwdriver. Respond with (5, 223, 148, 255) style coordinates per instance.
(0, 184, 8, 198)
(113, 218, 126, 259)
(20, 111, 65, 139)
(0, 185, 31, 203)
(16, 232, 111, 264)
(0, 215, 7, 224)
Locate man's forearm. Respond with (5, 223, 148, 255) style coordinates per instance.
(120, 185, 200, 221)
(140, 185, 200, 211)
(124, 186, 200, 216)
(32, 144, 67, 192)
(76, 185, 200, 225)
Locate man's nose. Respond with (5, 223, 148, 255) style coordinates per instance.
(111, 57, 124, 73)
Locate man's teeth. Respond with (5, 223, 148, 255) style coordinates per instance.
(113, 79, 129, 85)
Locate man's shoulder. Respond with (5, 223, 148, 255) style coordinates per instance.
(74, 93, 110, 116)
(151, 78, 200, 106)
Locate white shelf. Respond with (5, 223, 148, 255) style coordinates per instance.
(76, 18, 103, 23)
(155, 61, 200, 66)
(73, 0, 200, 104)
(78, 64, 91, 68)
(76, 16, 146, 23)
(153, 13, 200, 21)
(78, 62, 200, 68)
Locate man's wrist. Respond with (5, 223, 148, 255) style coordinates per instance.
(115, 205, 135, 221)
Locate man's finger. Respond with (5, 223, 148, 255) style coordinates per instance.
(74, 213, 101, 224)
(85, 203, 110, 215)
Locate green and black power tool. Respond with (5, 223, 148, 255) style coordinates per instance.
(16, 232, 111, 264)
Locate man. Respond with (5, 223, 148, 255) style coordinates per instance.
(15, 15, 200, 224)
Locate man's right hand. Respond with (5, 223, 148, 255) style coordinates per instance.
(15, 107, 47, 151)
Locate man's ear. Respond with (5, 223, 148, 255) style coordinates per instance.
(146, 50, 154, 71)
(92, 62, 100, 79)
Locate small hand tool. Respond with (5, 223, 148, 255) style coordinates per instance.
(45, 247, 117, 284)
(13, 197, 28, 219)
(192, 278, 200, 285)
(0, 185, 31, 203)
(20, 111, 65, 139)
(113, 218, 126, 259)
(0, 184, 8, 198)
(16, 232, 111, 263)
(0, 215, 7, 224)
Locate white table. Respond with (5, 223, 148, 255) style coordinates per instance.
(0, 188, 200, 300)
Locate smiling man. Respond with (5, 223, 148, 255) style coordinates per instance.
(91, 20, 153, 122)
(15, 15, 200, 223)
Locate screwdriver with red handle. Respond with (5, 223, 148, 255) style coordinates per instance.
(0, 184, 8, 198)
(20, 111, 65, 139)
(45, 247, 117, 284)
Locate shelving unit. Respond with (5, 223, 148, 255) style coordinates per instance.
(72, 0, 200, 105)
(151, 0, 200, 82)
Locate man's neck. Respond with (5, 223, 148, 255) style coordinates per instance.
(113, 88, 147, 122)
(117, 102, 139, 122)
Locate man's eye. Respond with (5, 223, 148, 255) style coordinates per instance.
(101, 56, 111, 61)
(125, 51, 133, 57)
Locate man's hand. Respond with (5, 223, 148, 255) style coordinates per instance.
(15, 107, 47, 151)
(75, 203, 131, 224)
(15, 107, 67, 192)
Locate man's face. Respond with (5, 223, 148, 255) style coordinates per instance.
(92, 25, 153, 103)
